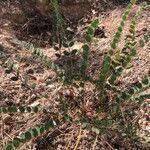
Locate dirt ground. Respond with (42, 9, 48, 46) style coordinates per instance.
(0, 1, 150, 150)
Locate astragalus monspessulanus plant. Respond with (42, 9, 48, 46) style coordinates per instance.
(1, 0, 150, 149)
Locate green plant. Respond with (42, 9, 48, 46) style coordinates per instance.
(50, 0, 75, 53)
(4, 61, 19, 81)
(51, 0, 65, 47)
(1, 0, 150, 149)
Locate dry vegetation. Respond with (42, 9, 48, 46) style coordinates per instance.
(0, 0, 150, 150)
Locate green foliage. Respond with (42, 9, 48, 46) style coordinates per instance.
(0, 105, 54, 113)
(4, 61, 19, 81)
(98, 0, 137, 92)
(14, 40, 62, 74)
(5, 62, 14, 74)
(51, 0, 75, 52)
(3, 120, 57, 150)
(80, 18, 99, 76)
(105, 2, 147, 89)
(2, 0, 150, 149)
(134, 93, 150, 101)
(0, 104, 62, 114)
(112, 75, 150, 112)
(51, 0, 65, 45)
(139, 31, 150, 47)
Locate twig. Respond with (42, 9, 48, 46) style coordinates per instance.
(92, 134, 98, 150)
(3, 130, 12, 140)
(73, 126, 82, 150)
(0, 114, 5, 147)
(120, 106, 128, 127)
(101, 136, 115, 150)
(66, 130, 74, 150)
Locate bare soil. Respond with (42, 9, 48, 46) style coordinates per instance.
(0, 1, 150, 150)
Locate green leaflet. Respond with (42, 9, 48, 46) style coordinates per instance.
(0, 106, 51, 114)
(139, 31, 150, 47)
(134, 94, 150, 101)
(112, 76, 150, 112)
(3, 1, 150, 149)
(80, 18, 99, 77)
(3, 120, 57, 150)
(105, 2, 147, 89)
(99, 0, 136, 91)
(14, 40, 62, 73)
